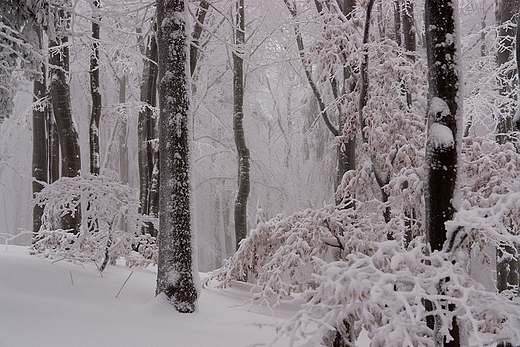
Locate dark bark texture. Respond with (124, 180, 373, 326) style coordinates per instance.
(495, 0, 520, 298)
(425, 0, 461, 345)
(190, 1, 209, 77)
(233, 0, 250, 251)
(49, 10, 81, 233)
(32, 26, 47, 236)
(89, 0, 101, 175)
(496, 0, 520, 144)
(138, 33, 158, 237)
(155, 0, 197, 313)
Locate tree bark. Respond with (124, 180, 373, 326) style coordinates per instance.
(495, 0, 520, 300)
(138, 33, 158, 236)
(496, 0, 519, 144)
(32, 25, 47, 237)
(190, 1, 209, 77)
(424, 0, 461, 345)
(155, 0, 197, 313)
(49, 9, 81, 234)
(89, 0, 101, 175)
(233, 0, 250, 251)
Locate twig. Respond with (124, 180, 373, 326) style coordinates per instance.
(69, 270, 74, 285)
(116, 271, 134, 298)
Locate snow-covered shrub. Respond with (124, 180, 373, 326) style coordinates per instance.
(203, 203, 388, 304)
(275, 240, 520, 347)
(31, 172, 157, 268)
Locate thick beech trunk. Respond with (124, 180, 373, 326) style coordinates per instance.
(233, 0, 250, 251)
(424, 0, 461, 345)
(155, 0, 197, 313)
(49, 11, 81, 234)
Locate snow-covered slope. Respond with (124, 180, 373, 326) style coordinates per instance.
(0, 246, 301, 347)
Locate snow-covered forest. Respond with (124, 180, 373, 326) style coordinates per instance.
(2, 0, 520, 345)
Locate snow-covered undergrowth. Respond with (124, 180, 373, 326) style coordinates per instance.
(0, 245, 309, 347)
(205, 198, 520, 346)
(31, 172, 157, 268)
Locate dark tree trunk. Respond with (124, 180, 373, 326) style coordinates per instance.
(425, 0, 461, 345)
(138, 33, 158, 236)
(32, 25, 47, 237)
(495, 0, 520, 299)
(394, 0, 402, 46)
(233, 0, 250, 251)
(49, 10, 81, 234)
(48, 111, 60, 183)
(402, 0, 416, 245)
(190, 1, 209, 77)
(155, 0, 197, 313)
(90, 0, 101, 175)
(496, 0, 519, 144)
(335, 0, 356, 206)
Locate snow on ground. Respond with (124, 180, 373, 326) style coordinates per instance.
(0, 245, 305, 347)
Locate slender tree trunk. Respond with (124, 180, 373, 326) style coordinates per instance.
(402, 0, 416, 246)
(48, 111, 60, 183)
(424, 0, 461, 345)
(32, 25, 47, 237)
(190, 1, 210, 77)
(495, 0, 520, 300)
(89, 0, 101, 175)
(496, 0, 519, 144)
(138, 34, 158, 236)
(233, 0, 250, 251)
(118, 75, 129, 185)
(155, 0, 197, 313)
(49, 10, 81, 234)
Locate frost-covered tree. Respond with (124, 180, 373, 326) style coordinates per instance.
(155, 0, 198, 313)
(424, 0, 462, 344)
(89, 0, 102, 175)
(233, 0, 250, 251)
(49, 2, 82, 233)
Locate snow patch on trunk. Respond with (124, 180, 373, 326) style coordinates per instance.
(429, 123, 454, 149)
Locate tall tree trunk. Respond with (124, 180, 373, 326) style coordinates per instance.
(335, 0, 356, 206)
(424, 0, 461, 345)
(49, 9, 81, 234)
(90, 0, 101, 175)
(138, 33, 158, 236)
(496, 0, 518, 144)
(402, 0, 416, 246)
(155, 0, 197, 313)
(32, 25, 47, 237)
(233, 0, 250, 251)
(495, 0, 520, 299)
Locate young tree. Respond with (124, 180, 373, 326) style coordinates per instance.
(155, 0, 197, 313)
(233, 0, 250, 251)
(424, 0, 461, 345)
(90, 0, 102, 175)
